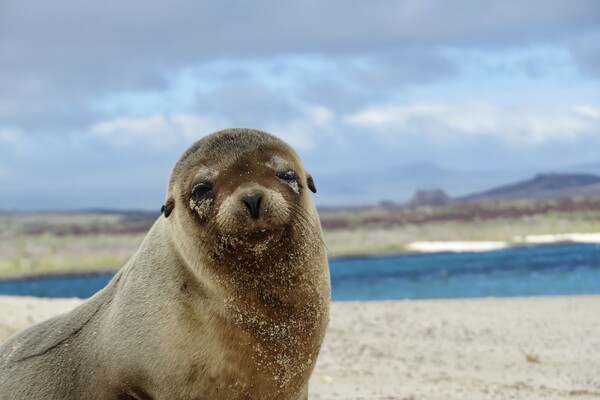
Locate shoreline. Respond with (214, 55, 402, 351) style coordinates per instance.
(330, 231, 600, 259)
(1, 233, 599, 281)
(404, 232, 600, 254)
(0, 269, 118, 283)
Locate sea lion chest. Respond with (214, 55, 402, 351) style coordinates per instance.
(147, 284, 327, 400)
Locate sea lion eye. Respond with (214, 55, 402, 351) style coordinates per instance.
(191, 182, 212, 200)
(277, 171, 301, 193)
(277, 171, 297, 183)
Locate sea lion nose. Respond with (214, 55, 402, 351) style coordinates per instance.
(242, 193, 262, 219)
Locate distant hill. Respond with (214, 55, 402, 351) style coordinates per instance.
(406, 189, 451, 208)
(459, 173, 600, 202)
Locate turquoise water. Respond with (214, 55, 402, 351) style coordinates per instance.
(330, 243, 600, 300)
(0, 243, 599, 300)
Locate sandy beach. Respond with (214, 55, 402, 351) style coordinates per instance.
(1, 295, 599, 399)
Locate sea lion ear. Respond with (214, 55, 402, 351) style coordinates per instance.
(306, 174, 317, 193)
(161, 198, 175, 218)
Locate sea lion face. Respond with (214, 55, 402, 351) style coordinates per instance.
(166, 128, 321, 267)
(190, 152, 300, 240)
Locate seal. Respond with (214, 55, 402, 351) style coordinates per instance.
(0, 128, 330, 400)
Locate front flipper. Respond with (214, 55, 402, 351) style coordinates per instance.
(0, 272, 120, 364)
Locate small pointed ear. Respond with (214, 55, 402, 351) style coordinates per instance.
(306, 174, 317, 193)
(161, 198, 175, 218)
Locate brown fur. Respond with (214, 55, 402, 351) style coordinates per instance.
(0, 128, 330, 400)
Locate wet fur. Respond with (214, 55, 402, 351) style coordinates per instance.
(0, 129, 330, 400)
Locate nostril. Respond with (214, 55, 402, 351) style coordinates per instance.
(242, 194, 262, 219)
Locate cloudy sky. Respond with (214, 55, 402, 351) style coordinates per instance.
(1, 0, 599, 210)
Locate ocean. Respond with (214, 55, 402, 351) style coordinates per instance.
(0, 243, 599, 301)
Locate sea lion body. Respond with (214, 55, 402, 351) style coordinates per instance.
(0, 129, 330, 400)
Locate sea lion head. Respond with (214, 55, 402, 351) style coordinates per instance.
(161, 129, 329, 397)
(164, 128, 323, 273)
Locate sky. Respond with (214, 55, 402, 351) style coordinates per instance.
(1, 0, 599, 210)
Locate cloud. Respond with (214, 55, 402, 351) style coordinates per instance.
(90, 113, 221, 148)
(194, 81, 296, 127)
(345, 103, 600, 143)
(342, 49, 458, 87)
(2, 0, 600, 209)
(569, 31, 600, 77)
(87, 104, 335, 151)
(305, 106, 334, 127)
(1, 0, 599, 131)
(0, 128, 20, 144)
(259, 105, 337, 151)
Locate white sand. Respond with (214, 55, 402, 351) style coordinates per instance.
(1, 295, 599, 399)
(407, 232, 600, 253)
(516, 233, 600, 245)
(406, 241, 508, 253)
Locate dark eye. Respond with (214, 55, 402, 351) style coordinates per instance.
(191, 182, 212, 201)
(277, 171, 297, 183)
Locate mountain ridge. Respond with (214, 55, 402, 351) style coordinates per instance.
(400, 172, 600, 208)
(459, 172, 600, 202)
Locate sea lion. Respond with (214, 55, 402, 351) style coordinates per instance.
(0, 128, 330, 400)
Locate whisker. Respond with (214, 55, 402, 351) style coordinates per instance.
(287, 203, 331, 255)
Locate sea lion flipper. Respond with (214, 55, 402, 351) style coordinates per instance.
(2, 277, 118, 364)
(5, 303, 100, 363)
